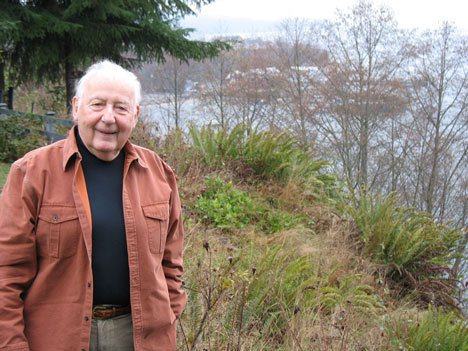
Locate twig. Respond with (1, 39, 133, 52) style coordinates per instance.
(178, 318, 191, 351)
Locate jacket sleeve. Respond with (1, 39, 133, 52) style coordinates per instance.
(0, 163, 37, 351)
(162, 166, 187, 319)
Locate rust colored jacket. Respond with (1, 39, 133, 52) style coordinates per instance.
(0, 127, 186, 351)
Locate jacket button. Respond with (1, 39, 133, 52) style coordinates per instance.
(84, 316, 89, 321)
(87, 282, 91, 288)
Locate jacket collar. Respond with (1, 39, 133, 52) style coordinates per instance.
(123, 138, 148, 169)
(62, 125, 148, 171)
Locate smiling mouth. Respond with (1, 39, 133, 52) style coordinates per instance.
(97, 130, 117, 135)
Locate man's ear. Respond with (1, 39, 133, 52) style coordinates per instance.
(132, 105, 140, 128)
(72, 96, 79, 122)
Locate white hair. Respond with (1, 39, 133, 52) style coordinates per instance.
(75, 60, 141, 106)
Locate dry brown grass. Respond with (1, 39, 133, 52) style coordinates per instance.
(178, 186, 402, 350)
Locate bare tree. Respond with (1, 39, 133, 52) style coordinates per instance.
(145, 56, 191, 131)
(403, 23, 468, 222)
(196, 50, 236, 129)
(271, 18, 325, 146)
(223, 43, 279, 133)
(313, 0, 408, 196)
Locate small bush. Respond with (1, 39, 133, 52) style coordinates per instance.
(256, 209, 300, 233)
(195, 176, 301, 233)
(189, 124, 243, 169)
(347, 193, 462, 307)
(189, 124, 337, 201)
(0, 113, 46, 162)
(240, 246, 318, 337)
(387, 306, 468, 351)
(318, 273, 384, 316)
(195, 176, 255, 229)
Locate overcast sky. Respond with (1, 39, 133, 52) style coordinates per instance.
(182, 0, 468, 37)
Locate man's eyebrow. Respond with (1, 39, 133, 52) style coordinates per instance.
(88, 96, 105, 102)
(115, 101, 131, 106)
(88, 97, 131, 106)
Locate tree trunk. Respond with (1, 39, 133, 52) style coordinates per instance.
(173, 60, 180, 129)
(0, 61, 5, 104)
(425, 47, 446, 215)
(65, 58, 75, 114)
(219, 62, 226, 129)
(7, 87, 13, 109)
(64, 40, 76, 115)
(359, 117, 369, 192)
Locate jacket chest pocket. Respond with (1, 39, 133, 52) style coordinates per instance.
(36, 206, 81, 258)
(142, 203, 169, 254)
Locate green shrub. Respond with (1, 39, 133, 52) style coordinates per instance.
(189, 124, 244, 169)
(180, 238, 320, 349)
(318, 273, 384, 316)
(195, 176, 301, 233)
(242, 130, 296, 181)
(189, 124, 337, 200)
(349, 194, 461, 270)
(195, 176, 255, 229)
(387, 306, 468, 351)
(256, 209, 300, 233)
(0, 113, 46, 162)
(238, 246, 318, 338)
(347, 193, 462, 307)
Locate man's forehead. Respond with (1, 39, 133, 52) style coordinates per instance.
(83, 76, 135, 103)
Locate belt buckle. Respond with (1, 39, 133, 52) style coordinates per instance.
(92, 305, 114, 319)
(92, 305, 130, 320)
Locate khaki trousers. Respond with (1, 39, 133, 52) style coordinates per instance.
(90, 313, 134, 351)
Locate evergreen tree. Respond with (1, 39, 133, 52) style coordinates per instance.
(0, 1, 24, 105)
(0, 0, 229, 110)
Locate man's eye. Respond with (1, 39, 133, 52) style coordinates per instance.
(116, 106, 128, 112)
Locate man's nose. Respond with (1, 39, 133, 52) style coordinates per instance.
(101, 104, 116, 123)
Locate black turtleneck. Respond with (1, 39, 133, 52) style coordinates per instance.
(76, 131, 130, 306)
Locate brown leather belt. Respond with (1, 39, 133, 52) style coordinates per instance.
(92, 305, 131, 319)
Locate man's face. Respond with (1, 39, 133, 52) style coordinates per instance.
(72, 74, 140, 161)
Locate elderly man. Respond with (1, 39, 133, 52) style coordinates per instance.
(0, 61, 186, 351)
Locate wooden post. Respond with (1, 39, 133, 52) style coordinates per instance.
(7, 87, 13, 110)
(44, 111, 56, 134)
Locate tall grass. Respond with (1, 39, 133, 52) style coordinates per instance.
(179, 225, 388, 351)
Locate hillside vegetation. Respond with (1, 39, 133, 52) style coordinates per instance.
(148, 125, 466, 350)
